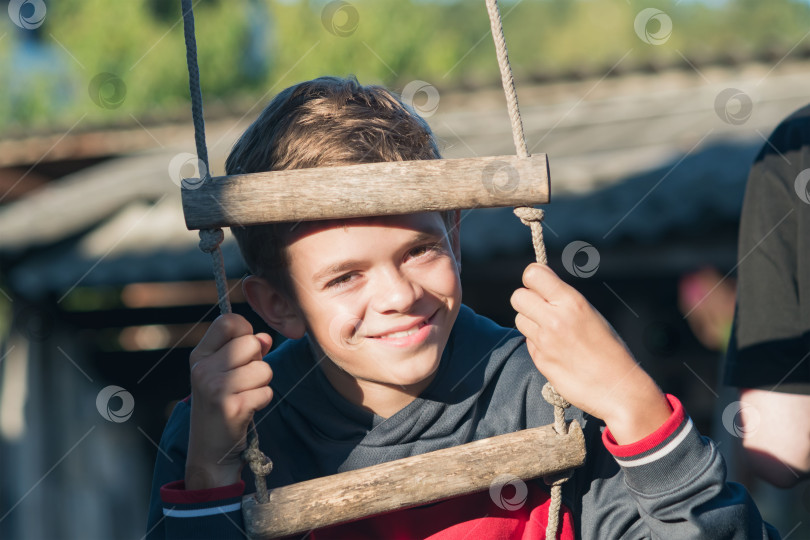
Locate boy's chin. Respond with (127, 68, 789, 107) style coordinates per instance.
(381, 356, 442, 389)
(317, 335, 448, 395)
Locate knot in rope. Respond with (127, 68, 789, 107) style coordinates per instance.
(513, 207, 548, 266)
(513, 206, 545, 226)
(243, 445, 273, 477)
(542, 382, 570, 437)
(541, 382, 570, 409)
(198, 228, 225, 253)
(243, 429, 273, 503)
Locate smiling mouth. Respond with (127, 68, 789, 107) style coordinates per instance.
(376, 320, 429, 339)
(370, 311, 437, 340)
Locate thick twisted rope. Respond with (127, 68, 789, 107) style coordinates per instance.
(513, 207, 548, 266)
(485, 0, 528, 159)
(181, 0, 271, 504)
(485, 2, 573, 538)
(197, 229, 232, 314)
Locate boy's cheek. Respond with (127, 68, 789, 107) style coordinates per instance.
(429, 257, 463, 296)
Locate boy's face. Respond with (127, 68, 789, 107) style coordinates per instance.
(285, 212, 462, 398)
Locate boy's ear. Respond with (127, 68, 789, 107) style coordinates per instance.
(242, 276, 306, 339)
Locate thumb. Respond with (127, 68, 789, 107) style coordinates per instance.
(256, 332, 273, 356)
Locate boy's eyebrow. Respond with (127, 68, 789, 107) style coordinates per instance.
(311, 229, 447, 284)
(312, 260, 366, 284)
(410, 230, 446, 245)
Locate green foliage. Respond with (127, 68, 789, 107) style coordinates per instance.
(2, 0, 810, 136)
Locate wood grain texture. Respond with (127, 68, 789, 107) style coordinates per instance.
(243, 420, 584, 539)
(182, 155, 549, 229)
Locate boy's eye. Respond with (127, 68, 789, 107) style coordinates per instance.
(326, 273, 356, 289)
(409, 243, 441, 259)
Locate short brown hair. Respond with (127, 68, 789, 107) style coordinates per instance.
(226, 75, 452, 296)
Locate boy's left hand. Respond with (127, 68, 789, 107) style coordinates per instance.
(511, 263, 671, 444)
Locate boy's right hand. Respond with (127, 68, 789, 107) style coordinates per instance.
(511, 264, 672, 445)
(185, 313, 274, 490)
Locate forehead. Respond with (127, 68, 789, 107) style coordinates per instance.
(287, 212, 447, 245)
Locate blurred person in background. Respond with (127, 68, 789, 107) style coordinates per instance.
(723, 104, 810, 489)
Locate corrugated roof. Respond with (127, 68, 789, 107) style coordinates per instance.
(6, 194, 248, 295)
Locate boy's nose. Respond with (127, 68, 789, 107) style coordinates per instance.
(372, 271, 423, 314)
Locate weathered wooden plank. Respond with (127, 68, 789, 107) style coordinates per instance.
(243, 421, 584, 539)
(182, 154, 549, 229)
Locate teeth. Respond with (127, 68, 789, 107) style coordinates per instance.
(379, 321, 425, 339)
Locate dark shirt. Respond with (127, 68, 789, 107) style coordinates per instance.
(725, 104, 810, 393)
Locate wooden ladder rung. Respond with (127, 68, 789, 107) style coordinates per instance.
(181, 154, 550, 230)
(243, 421, 585, 539)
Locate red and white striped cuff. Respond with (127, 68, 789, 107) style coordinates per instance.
(602, 394, 691, 466)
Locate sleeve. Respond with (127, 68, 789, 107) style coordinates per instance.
(145, 399, 248, 540)
(572, 395, 780, 539)
(724, 109, 810, 392)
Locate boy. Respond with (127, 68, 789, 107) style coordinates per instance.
(147, 76, 778, 539)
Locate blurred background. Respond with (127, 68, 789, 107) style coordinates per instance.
(0, 0, 809, 538)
